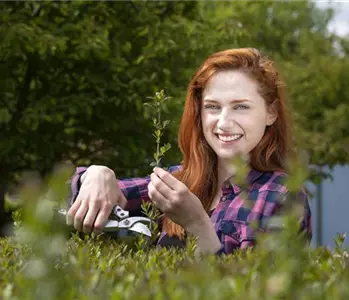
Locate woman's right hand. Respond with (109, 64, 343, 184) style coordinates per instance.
(66, 165, 127, 234)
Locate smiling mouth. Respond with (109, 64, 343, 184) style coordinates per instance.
(215, 134, 243, 142)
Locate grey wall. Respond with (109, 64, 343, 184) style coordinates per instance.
(310, 165, 349, 248)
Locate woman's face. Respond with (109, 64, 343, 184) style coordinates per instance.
(201, 70, 277, 164)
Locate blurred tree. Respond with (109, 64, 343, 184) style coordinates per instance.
(0, 0, 223, 230)
(1, 0, 348, 231)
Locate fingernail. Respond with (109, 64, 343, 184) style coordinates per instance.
(66, 216, 73, 226)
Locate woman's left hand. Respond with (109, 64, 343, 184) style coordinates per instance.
(148, 167, 207, 232)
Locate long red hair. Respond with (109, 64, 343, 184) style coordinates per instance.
(163, 48, 292, 238)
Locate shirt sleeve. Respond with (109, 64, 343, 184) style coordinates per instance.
(68, 166, 150, 212)
(69, 165, 182, 213)
(121, 165, 182, 211)
(118, 176, 151, 212)
(69, 166, 88, 206)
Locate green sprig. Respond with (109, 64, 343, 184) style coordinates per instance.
(141, 90, 173, 245)
(144, 90, 172, 168)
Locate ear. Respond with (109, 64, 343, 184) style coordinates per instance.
(266, 102, 278, 126)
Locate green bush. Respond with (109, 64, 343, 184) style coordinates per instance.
(0, 165, 349, 300)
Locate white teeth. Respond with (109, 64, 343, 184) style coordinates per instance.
(217, 134, 242, 142)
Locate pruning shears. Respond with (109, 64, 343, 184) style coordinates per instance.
(55, 205, 152, 239)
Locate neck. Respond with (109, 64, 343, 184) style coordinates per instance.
(217, 158, 237, 186)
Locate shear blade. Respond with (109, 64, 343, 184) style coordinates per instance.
(127, 222, 152, 237)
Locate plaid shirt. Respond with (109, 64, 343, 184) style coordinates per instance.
(70, 165, 312, 255)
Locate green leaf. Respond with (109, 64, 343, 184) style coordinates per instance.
(0, 108, 11, 124)
(135, 55, 145, 64)
(162, 120, 170, 128)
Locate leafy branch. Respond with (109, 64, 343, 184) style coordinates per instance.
(141, 90, 172, 245)
(144, 90, 172, 168)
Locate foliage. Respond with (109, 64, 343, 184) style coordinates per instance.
(0, 0, 214, 228)
(0, 1, 202, 182)
(1, 1, 349, 231)
(1, 171, 349, 299)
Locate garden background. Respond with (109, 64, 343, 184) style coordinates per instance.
(1, 1, 349, 298)
(2, 0, 349, 241)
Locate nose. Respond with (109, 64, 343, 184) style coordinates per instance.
(216, 108, 234, 130)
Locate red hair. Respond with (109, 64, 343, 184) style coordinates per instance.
(163, 48, 292, 238)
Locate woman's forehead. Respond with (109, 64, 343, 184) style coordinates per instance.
(202, 70, 263, 102)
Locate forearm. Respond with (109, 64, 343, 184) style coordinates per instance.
(186, 215, 222, 254)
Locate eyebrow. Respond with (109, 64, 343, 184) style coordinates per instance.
(203, 98, 250, 103)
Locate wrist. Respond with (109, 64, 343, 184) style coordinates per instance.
(185, 214, 212, 236)
(185, 215, 221, 254)
(80, 165, 114, 184)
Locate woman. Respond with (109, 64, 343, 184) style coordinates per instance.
(66, 48, 312, 255)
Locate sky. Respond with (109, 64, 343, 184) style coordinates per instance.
(316, 1, 349, 36)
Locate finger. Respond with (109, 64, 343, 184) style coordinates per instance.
(147, 182, 153, 200)
(74, 203, 88, 232)
(150, 172, 173, 199)
(66, 198, 81, 226)
(93, 208, 111, 234)
(83, 203, 99, 234)
(153, 167, 181, 190)
(148, 181, 169, 212)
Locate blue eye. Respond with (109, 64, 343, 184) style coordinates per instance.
(204, 104, 220, 110)
(234, 104, 249, 110)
